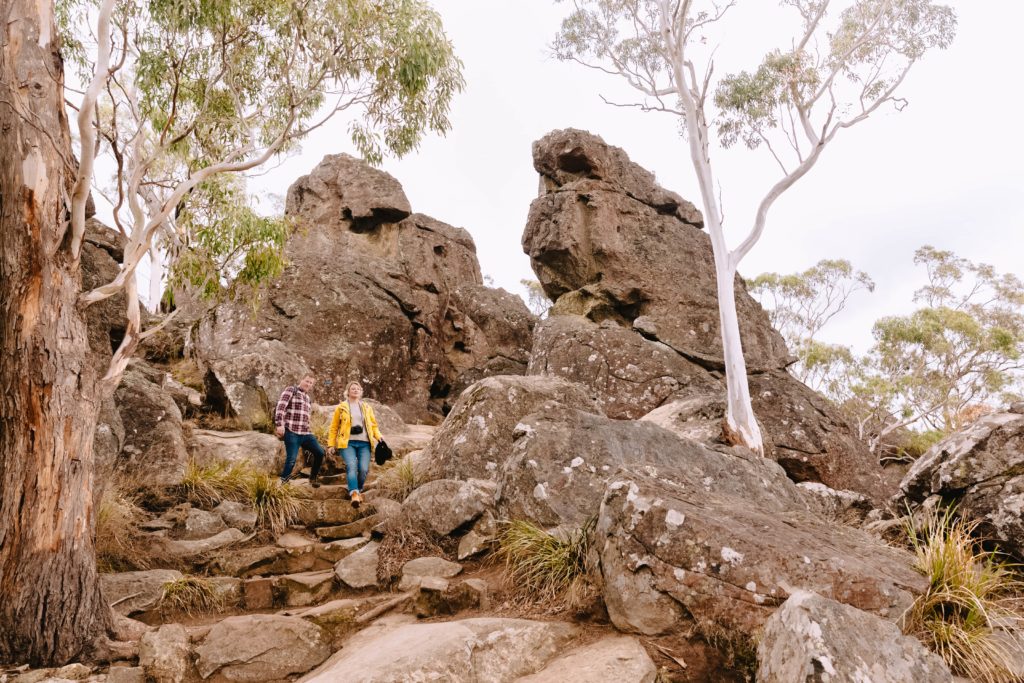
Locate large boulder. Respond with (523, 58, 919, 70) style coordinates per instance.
(524, 128, 786, 371)
(898, 410, 1024, 557)
(527, 315, 721, 419)
(497, 407, 808, 529)
(194, 614, 331, 681)
(114, 368, 189, 486)
(190, 429, 283, 473)
(757, 591, 952, 682)
(516, 635, 657, 683)
(138, 624, 193, 683)
(420, 374, 603, 482)
(301, 617, 579, 682)
(523, 129, 886, 502)
(595, 471, 926, 639)
(399, 479, 496, 536)
(195, 154, 535, 425)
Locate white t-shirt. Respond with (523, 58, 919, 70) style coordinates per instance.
(348, 401, 368, 442)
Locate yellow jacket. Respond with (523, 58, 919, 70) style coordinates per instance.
(328, 400, 382, 449)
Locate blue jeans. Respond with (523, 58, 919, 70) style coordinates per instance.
(341, 441, 372, 493)
(281, 430, 326, 481)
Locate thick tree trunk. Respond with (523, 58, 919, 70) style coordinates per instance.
(0, 0, 111, 666)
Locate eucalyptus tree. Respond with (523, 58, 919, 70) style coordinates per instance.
(747, 258, 874, 387)
(553, 0, 955, 453)
(1, 0, 462, 664)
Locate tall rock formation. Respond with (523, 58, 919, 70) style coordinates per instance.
(523, 129, 886, 501)
(195, 154, 535, 424)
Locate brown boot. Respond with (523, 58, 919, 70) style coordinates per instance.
(350, 490, 362, 508)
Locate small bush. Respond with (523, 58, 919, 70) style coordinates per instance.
(902, 506, 1024, 683)
(248, 472, 301, 535)
(158, 575, 223, 617)
(497, 518, 594, 601)
(375, 456, 421, 502)
(182, 459, 254, 506)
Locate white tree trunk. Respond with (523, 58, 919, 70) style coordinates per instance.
(714, 252, 765, 454)
(147, 247, 166, 312)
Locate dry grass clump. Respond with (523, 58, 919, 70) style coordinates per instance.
(375, 516, 453, 587)
(157, 575, 223, 617)
(374, 456, 422, 502)
(180, 459, 300, 535)
(182, 458, 253, 506)
(248, 472, 301, 535)
(169, 358, 204, 391)
(496, 518, 594, 603)
(310, 410, 332, 444)
(96, 486, 154, 572)
(902, 506, 1024, 683)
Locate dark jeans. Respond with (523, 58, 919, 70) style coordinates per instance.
(281, 430, 326, 482)
(341, 441, 372, 493)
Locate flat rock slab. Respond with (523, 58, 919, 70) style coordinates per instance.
(515, 635, 657, 683)
(757, 591, 952, 682)
(398, 556, 463, 591)
(161, 528, 248, 558)
(195, 614, 331, 681)
(297, 499, 361, 527)
(101, 569, 183, 616)
(277, 532, 316, 549)
(334, 541, 380, 589)
(314, 514, 378, 541)
(278, 570, 337, 608)
(301, 618, 579, 682)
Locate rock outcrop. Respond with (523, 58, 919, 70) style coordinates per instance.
(523, 129, 886, 501)
(899, 408, 1024, 557)
(756, 591, 952, 682)
(194, 154, 535, 425)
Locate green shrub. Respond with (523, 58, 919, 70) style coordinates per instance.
(902, 506, 1024, 683)
(497, 518, 594, 600)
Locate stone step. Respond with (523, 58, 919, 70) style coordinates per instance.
(314, 514, 378, 542)
(204, 538, 368, 578)
(242, 569, 338, 610)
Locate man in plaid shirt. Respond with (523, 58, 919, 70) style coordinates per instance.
(274, 374, 327, 486)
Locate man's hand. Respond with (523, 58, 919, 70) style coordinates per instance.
(275, 426, 285, 437)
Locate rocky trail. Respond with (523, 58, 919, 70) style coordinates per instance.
(7, 129, 1024, 682)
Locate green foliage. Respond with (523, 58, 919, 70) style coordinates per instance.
(497, 518, 594, 601)
(520, 279, 552, 318)
(752, 249, 1023, 453)
(167, 177, 292, 303)
(158, 575, 223, 617)
(903, 507, 1024, 682)
(59, 0, 463, 307)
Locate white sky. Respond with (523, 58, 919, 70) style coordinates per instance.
(240, 1, 1023, 353)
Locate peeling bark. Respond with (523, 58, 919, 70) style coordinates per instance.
(0, 0, 111, 665)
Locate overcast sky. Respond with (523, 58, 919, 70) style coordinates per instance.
(242, 0, 1024, 353)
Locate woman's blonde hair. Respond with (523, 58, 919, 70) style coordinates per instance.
(345, 381, 363, 394)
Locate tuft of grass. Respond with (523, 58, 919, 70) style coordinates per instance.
(96, 487, 153, 572)
(375, 456, 422, 502)
(248, 472, 301, 535)
(157, 575, 223, 617)
(169, 358, 204, 391)
(310, 411, 331, 445)
(902, 506, 1024, 683)
(182, 458, 254, 506)
(497, 518, 595, 601)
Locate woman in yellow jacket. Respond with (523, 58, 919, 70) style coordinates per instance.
(327, 381, 383, 507)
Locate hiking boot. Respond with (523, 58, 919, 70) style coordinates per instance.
(311, 478, 321, 489)
(350, 490, 362, 508)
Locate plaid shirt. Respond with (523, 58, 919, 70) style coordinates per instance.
(274, 386, 311, 435)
